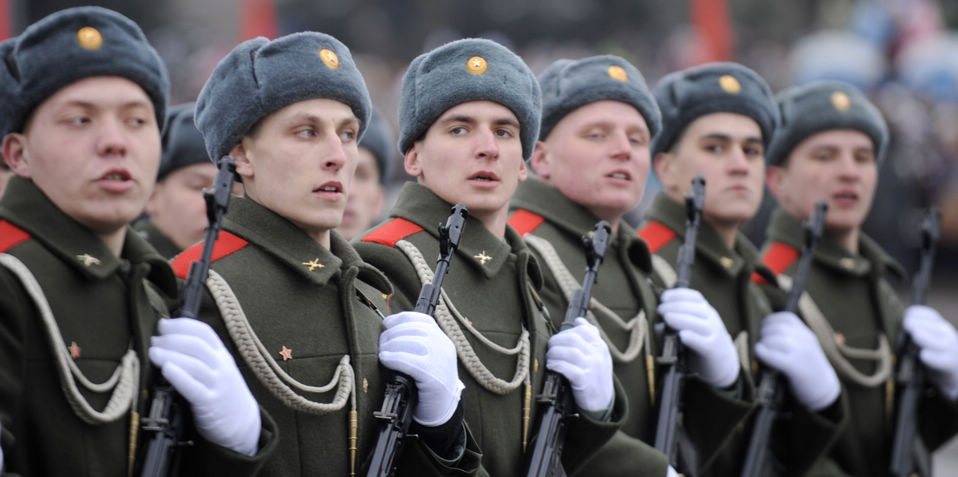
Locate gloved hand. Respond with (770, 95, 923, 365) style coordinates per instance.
(149, 318, 260, 456)
(904, 305, 958, 400)
(666, 465, 678, 477)
(658, 288, 739, 388)
(379, 311, 464, 426)
(754, 312, 840, 411)
(546, 317, 614, 413)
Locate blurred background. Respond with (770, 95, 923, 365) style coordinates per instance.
(3, 0, 958, 468)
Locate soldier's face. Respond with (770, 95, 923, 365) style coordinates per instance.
(338, 147, 384, 240)
(656, 113, 765, 227)
(532, 100, 650, 223)
(232, 98, 359, 243)
(405, 101, 527, 227)
(1, 76, 161, 235)
(767, 129, 877, 233)
(146, 162, 219, 250)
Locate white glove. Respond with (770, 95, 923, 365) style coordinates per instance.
(546, 317, 614, 413)
(904, 305, 958, 400)
(754, 312, 840, 411)
(658, 288, 739, 388)
(379, 311, 464, 426)
(666, 465, 678, 477)
(149, 318, 260, 456)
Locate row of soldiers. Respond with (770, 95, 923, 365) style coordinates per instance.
(1, 6, 957, 477)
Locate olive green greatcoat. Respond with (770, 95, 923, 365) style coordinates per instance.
(511, 180, 754, 475)
(763, 209, 958, 477)
(177, 194, 480, 477)
(643, 193, 845, 476)
(0, 177, 275, 477)
(355, 183, 626, 476)
(133, 219, 181, 259)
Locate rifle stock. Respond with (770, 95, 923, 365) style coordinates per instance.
(525, 220, 612, 477)
(740, 200, 828, 477)
(653, 176, 705, 467)
(366, 204, 468, 477)
(138, 156, 236, 477)
(889, 207, 940, 477)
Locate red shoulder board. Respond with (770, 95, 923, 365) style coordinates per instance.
(361, 218, 423, 248)
(637, 220, 676, 254)
(508, 209, 545, 237)
(170, 231, 249, 279)
(754, 241, 799, 284)
(0, 220, 31, 253)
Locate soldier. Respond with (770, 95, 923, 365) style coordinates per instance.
(763, 80, 958, 476)
(339, 109, 392, 239)
(509, 55, 762, 476)
(355, 38, 625, 475)
(639, 63, 845, 475)
(135, 103, 221, 258)
(0, 6, 272, 476)
(172, 31, 479, 476)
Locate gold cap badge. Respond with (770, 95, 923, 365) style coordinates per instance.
(608, 65, 628, 82)
(319, 49, 340, 69)
(466, 56, 488, 75)
(831, 91, 851, 112)
(719, 75, 741, 94)
(77, 27, 103, 50)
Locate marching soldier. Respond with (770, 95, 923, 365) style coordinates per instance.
(640, 63, 845, 475)
(355, 38, 625, 475)
(762, 80, 958, 476)
(338, 109, 392, 240)
(509, 55, 758, 475)
(173, 31, 479, 476)
(0, 7, 273, 476)
(135, 103, 223, 258)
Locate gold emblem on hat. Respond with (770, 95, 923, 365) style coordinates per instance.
(319, 48, 340, 70)
(466, 56, 488, 75)
(831, 91, 851, 112)
(608, 65, 628, 82)
(77, 27, 103, 50)
(719, 74, 741, 94)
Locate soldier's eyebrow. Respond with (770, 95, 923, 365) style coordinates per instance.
(699, 132, 732, 142)
(493, 117, 520, 128)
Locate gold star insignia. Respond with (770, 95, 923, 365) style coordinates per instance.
(607, 65, 628, 81)
(68, 341, 81, 359)
(466, 56, 488, 75)
(474, 251, 492, 265)
(77, 253, 101, 267)
(302, 258, 325, 271)
(319, 48, 340, 69)
(831, 91, 851, 112)
(76, 26, 103, 50)
(719, 74, 741, 94)
(279, 345, 293, 361)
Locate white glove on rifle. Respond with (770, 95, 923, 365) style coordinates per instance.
(904, 305, 958, 400)
(658, 288, 739, 388)
(546, 317, 614, 413)
(379, 311, 464, 427)
(754, 312, 840, 411)
(149, 318, 261, 456)
(666, 465, 678, 477)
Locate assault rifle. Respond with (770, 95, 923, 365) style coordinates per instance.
(366, 204, 468, 477)
(138, 156, 236, 477)
(740, 199, 828, 477)
(654, 176, 705, 469)
(525, 220, 612, 477)
(889, 207, 940, 477)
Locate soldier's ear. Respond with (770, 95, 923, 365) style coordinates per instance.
(1, 133, 32, 178)
(529, 140, 549, 179)
(765, 165, 786, 201)
(403, 143, 423, 178)
(653, 151, 673, 187)
(230, 141, 254, 180)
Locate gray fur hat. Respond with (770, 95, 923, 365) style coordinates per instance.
(0, 39, 17, 144)
(651, 62, 778, 159)
(398, 38, 541, 160)
(767, 80, 888, 166)
(195, 32, 371, 162)
(159, 103, 209, 180)
(359, 109, 394, 184)
(0, 6, 169, 138)
(538, 55, 661, 140)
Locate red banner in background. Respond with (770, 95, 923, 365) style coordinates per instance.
(0, 0, 11, 41)
(240, 0, 278, 41)
(691, 0, 734, 62)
